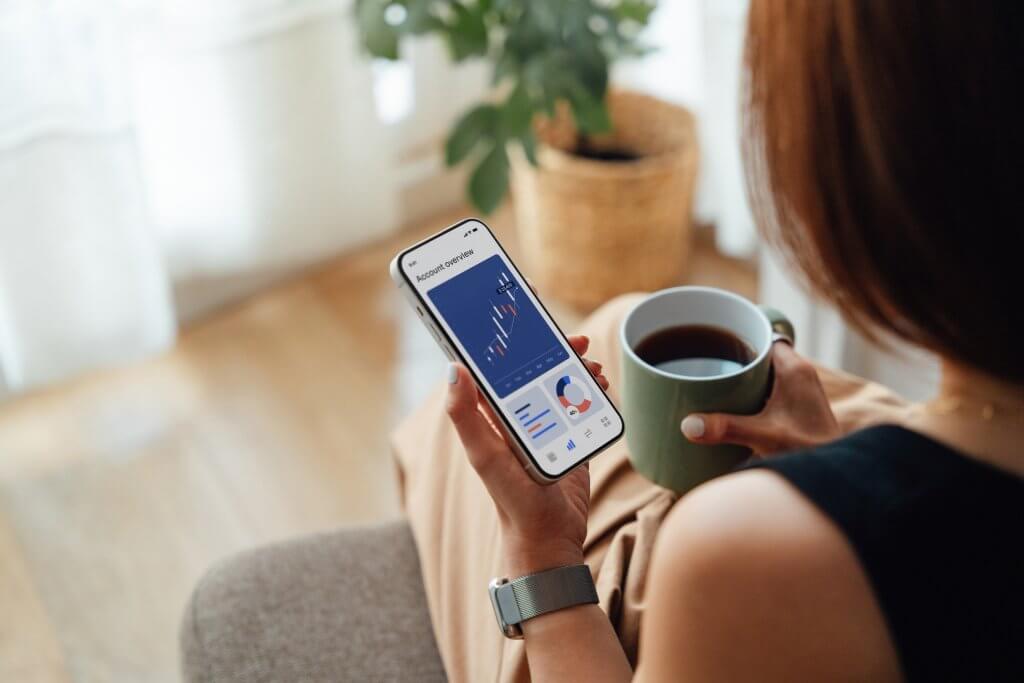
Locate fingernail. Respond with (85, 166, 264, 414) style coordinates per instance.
(681, 415, 705, 439)
(447, 363, 459, 384)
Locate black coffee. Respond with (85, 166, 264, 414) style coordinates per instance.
(634, 324, 756, 377)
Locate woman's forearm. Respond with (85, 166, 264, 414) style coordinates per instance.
(505, 547, 632, 683)
(519, 604, 632, 683)
(445, 356, 630, 682)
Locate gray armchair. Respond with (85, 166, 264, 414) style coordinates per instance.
(180, 520, 447, 682)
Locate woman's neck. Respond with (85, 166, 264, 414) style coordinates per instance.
(903, 359, 1024, 477)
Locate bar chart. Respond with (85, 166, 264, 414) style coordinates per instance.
(506, 385, 567, 448)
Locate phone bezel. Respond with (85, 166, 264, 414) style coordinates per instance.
(395, 217, 625, 480)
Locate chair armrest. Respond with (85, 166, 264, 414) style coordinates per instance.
(180, 519, 446, 683)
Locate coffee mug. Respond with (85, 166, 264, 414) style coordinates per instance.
(620, 286, 794, 493)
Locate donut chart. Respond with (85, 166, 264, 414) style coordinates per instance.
(555, 374, 592, 418)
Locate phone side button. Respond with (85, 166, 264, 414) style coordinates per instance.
(426, 326, 456, 361)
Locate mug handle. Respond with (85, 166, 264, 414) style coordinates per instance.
(758, 306, 795, 346)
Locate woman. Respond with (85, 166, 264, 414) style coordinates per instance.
(445, 2, 1023, 681)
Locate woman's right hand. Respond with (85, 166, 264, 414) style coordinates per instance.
(680, 342, 841, 456)
(445, 335, 608, 578)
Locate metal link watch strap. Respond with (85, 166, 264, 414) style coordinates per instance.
(492, 564, 598, 636)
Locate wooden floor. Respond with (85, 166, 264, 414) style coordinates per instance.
(0, 205, 756, 682)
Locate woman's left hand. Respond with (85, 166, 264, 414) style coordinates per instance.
(680, 342, 841, 456)
(446, 335, 608, 577)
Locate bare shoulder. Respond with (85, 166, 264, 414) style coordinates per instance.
(634, 469, 903, 683)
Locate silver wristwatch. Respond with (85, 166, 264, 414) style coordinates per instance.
(488, 564, 599, 639)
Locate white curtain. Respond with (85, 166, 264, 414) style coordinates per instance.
(0, 0, 399, 396)
(0, 2, 173, 396)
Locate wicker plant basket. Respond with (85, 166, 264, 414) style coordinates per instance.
(510, 90, 698, 310)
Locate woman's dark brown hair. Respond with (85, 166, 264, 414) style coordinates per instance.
(743, 1, 1024, 382)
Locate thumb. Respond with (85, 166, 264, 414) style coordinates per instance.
(445, 364, 507, 471)
(681, 412, 777, 452)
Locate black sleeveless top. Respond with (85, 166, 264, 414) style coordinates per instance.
(749, 425, 1023, 682)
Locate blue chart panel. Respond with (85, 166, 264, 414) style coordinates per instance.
(507, 385, 567, 449)
(428, 255, 569, 398)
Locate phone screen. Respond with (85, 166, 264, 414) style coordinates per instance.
(398, 219, 624, 478)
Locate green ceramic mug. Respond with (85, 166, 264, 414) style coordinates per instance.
(620, 286, 794, 493)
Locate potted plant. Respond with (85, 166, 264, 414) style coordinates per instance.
(356, 0, 698, 309)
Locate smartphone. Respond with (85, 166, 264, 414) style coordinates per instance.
(390, 218, 625, 484)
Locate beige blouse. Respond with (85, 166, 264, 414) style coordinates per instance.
(392, 293, 910, 683)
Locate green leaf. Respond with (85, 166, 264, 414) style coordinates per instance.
(492, 50, 519, 85)
(445, 104, 498, 166)
(521, 56, 546, 90)
(404, 3, 443, 34)
(504, 12, 546, 60)
(615, 0, 657, 25)
(575, 40, 609, 99)
(446, 3, 489, 61)
(521, 129, 539, 167)
(535, 51, 571, 115)
(469, 143, 510, 214)
(355, 0, 400, 59)
(567, 80, 612, 134)
(499, 81, 533, 137)
(530, 2, 558, 34)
